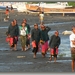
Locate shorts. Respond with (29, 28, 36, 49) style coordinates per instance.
(71, 47, 75, 60)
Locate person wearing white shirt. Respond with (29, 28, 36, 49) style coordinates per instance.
(69, 26, 75, 72)
(39, 12, 44, 24)
(19, 22, 28, 51)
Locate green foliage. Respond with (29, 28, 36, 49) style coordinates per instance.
(27, 2, 56, 4)
(68, 2, 75, 7)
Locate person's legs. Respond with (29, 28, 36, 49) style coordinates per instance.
(6, 14, 9, 20)
(49, 48, 54, 61)
(32, 47, 37, 58)
(28, 39, 30, 49)
(71, 47, 75, 72)
(33, 42, 38, 58)
(20, 36, 26, 51)
(14, 44, 17, 50)
(71, 60, 74, 72)
(41, 43, 46, 58)
(26, 38, 30, 49)
(33, 52, 36, 58)
(54, 54, 57, 62)
(13, 37, 18, 51)
(49, 55, 52, 61)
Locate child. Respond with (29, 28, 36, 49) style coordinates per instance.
(49, 31, 61, 62)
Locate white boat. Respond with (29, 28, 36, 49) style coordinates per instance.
(0, 2, 73, 12)
(30, 2, 72, 9)
(21, 2, 73, 13)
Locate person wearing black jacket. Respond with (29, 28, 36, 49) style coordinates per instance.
(31, 23, 41, 58)
(40, 25, 49, 57)
(49, 31, 61, 62)
(7, 20, 19, 51)
(13, 19, 19, 50)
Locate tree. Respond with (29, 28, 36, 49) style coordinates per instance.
(68, 2, 75, 7)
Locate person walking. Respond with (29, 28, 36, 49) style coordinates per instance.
(23, 19, 31, 50)
(4, 6, 9, 22)
(19, 22, 28, 51)
(10, 5, 14, 12)
(31, 23, 41, 58)
(69, 26, 75, 72)
(13, 19, 19, 50)
(39, 11, 44, 24)
(49, 31, 61, 62)
(7, 20, 19, 51)
(40, 25, 49, 57)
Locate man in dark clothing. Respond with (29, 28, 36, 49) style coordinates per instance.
(31, 23, 41, 58)
(13, 19, 19, 36)
(13, 19, 19, 50)
(7, 20, 19, 51)
(49, 31, 61, 62)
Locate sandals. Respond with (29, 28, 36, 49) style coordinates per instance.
(33, 55, 36, 59)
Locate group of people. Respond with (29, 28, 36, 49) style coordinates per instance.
(5, 17, 75, 72)
(31, 23, 61, 63)
(6, 19, 31, 51)
(4, 5, 14, 22)
(6, 19, 61, 63)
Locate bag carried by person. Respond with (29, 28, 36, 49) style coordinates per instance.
(38, 44, 42, 52)
(20, 29, 26, 36)
(6, 37, 10, 42)
(32, 41, 36, 48)
(40, 40, 45, 44)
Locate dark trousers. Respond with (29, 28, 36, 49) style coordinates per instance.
(26, 38, 30, 46)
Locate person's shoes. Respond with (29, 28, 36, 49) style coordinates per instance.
(22, 48, 27, 51)
(10, 47, 14, 51)
(4, 18, 8, 22)
(54, 57, 56, 63)
(26, 47, 31, 50)
(42, 55, 45, 58)
(72, 70, 74, 72)
(14, 48, 17, 51)
(33, 55, 36, 59)
(28, 47, 31, 50)
(42, 53, 45, 58)
(24, 48, 27, 51)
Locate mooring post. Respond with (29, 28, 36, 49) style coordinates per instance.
(63, 13, 65, 17)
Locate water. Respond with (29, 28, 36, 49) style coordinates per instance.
(0, 21, 75, 28)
